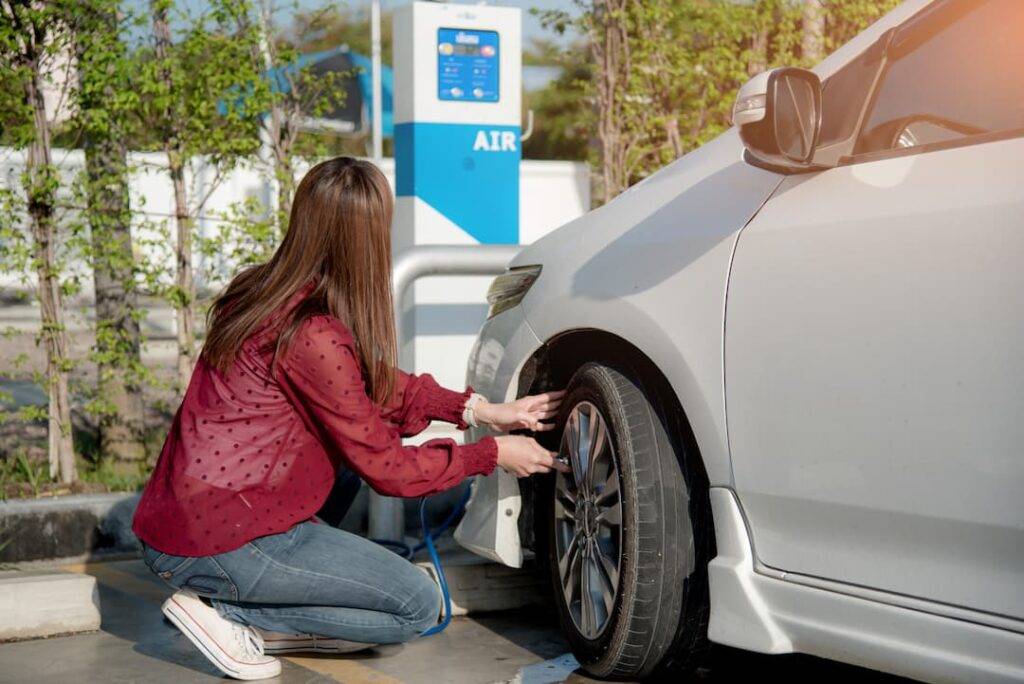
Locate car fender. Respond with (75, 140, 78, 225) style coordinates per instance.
(517, 129, 783, 487)
(457, 130, 780, 567)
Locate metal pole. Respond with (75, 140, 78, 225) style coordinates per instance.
(370, 0, 383, 160)
(367, 244, 522, 542)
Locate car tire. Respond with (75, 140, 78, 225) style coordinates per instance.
(542, 362, 710, 680)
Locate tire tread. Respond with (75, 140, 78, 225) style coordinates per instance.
(548, 362, 710, 681)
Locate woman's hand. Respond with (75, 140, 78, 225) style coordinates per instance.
(473, 390, 566, 433)
(494, 435, 570, 478)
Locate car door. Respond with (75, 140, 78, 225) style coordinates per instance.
(725, 0, 1024, 620)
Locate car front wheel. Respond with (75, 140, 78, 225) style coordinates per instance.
(545, 362, 710, 680)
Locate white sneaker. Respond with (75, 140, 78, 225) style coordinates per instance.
(257, 628, 377, 655)
(162, 589, 281, 680)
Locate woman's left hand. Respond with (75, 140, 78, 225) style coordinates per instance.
(473, 390, 566, 433)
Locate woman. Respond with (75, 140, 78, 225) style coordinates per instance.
(132, 157, 566, 680)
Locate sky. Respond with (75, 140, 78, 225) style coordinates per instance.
(313, 0, 578, 46)
(131, 0, 580, 47)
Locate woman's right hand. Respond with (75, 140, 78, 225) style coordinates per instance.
(494, 435, 569, 478)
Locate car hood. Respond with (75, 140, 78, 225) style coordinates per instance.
(511, 129, 781, 273)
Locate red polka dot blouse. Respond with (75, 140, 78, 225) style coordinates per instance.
(132, 303, 497, 557)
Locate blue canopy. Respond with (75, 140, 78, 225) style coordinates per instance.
(262, 46, 394, 138)
(349, 51, 394, 139)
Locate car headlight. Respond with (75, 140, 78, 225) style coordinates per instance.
(486, 265, 542, 319)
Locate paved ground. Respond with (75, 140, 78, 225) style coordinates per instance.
(0, 558, 915, 683)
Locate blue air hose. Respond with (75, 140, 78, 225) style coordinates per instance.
(417, 495, 454, 636)
(372, 484, 474, 636)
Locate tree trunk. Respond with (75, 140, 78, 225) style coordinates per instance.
(802, 0, 825, 64)
(85, 128, 147, 466)
(664, 117, 683, 159)
(274, 154, 294, 231)
(169, 158, 195, 388)
(749, 26, 768, 76)
(152, 2, 196, 391)
(592, 0, 631, 203)
(25, 69, 76, 484)
(79, 3, 146, 467)
(255, 0, 295, 235)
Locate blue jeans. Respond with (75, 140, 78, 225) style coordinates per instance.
(142, 495, 441, 644)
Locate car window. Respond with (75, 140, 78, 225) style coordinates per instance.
(855, 0, 1024, 156)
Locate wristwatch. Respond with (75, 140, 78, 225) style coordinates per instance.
(462, 392, 486, 428)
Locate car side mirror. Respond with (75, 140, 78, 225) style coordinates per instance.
(733, 67, 822, 171)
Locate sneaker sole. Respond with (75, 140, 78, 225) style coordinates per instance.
(263, 640, 376, 655)
(162, 596, 281, 681)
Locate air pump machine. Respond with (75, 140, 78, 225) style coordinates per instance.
(381, 2, 523, 631)
(392, 1, 522, 391)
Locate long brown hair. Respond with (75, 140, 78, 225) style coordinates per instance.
(202, 157, 397, 404)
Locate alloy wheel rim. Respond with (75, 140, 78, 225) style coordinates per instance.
(554, 401, 622, 639)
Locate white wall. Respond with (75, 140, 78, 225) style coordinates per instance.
(0, 149, 590, 390)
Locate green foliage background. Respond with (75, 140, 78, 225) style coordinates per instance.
(0, 0, 901, 493)
(526, 0, 900, 196)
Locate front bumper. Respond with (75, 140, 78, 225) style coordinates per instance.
(454, 305, 543, 567)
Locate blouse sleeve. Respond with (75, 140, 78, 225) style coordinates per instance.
(379, 369, 475, 437)
(278, 316, 497, 498)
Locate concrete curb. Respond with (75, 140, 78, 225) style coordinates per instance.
(0, 485, 469, 564)
(418, 558, 548, 615)
(0, 571, 101, 640)
(0, 493, 141, 563)
(414, 541, 549, 616)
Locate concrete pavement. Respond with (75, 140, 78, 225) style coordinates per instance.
(0, 558, 914, 683)
(0, 559, 570, 684)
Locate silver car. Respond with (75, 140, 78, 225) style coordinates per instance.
(454, 0, 1024, 681)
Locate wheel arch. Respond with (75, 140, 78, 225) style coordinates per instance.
(516, 327, 715, 558)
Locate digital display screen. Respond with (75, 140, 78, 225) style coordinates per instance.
(437, 28, 500, 103)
